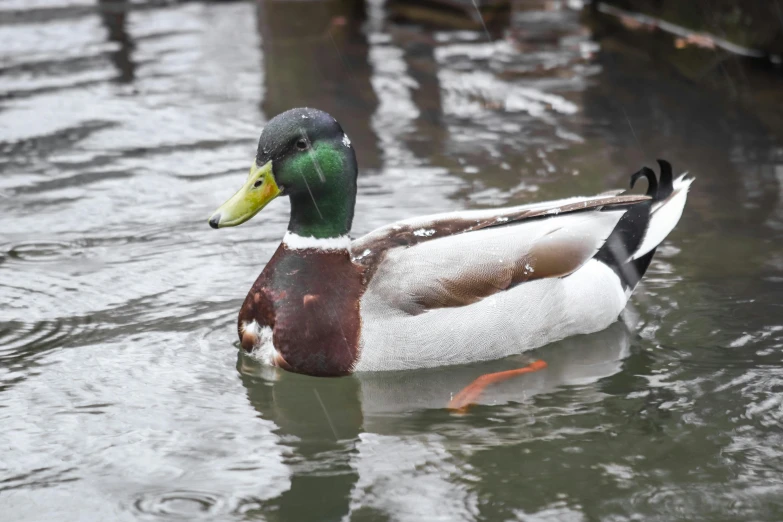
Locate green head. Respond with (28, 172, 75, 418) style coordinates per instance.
(209, 108, 358, 238)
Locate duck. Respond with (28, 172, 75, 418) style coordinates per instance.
(208, 107, 693, 408)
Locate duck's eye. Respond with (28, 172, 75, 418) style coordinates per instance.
(253, 179, 263, 188)
(296, 139, 308, 150)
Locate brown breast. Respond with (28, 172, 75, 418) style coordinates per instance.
(238, 244, 365, 376)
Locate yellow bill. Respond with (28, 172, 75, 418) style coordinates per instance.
(209, 160, 280, 228)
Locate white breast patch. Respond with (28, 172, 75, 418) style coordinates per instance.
(242, 320, 278, 366)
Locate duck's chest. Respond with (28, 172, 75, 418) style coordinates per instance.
(240, 245, 365, 376)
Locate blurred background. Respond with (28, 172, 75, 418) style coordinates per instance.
(1, 0, 783, 521)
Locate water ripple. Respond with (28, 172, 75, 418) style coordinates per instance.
(132, 490, 230, 520)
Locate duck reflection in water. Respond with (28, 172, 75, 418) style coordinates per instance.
(237, 321, 632, 519)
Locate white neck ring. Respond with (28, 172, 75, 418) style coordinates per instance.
(283, 231, 351, 251)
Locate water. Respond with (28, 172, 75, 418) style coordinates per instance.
(2, 1, 783, 520)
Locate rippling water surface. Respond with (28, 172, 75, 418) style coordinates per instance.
(2, 1, 783, 520)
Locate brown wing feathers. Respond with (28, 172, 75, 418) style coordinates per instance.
(364, 208, 632, 316)
(408, 227, 603, 313)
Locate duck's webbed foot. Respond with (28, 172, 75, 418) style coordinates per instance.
(448, 360, 548, 413)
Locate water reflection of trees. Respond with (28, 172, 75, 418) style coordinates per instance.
(97, 0, 135, 83)
(255, 0, 381, 169)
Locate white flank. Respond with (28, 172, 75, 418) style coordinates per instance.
(242, 320, 278, 366)
(356, 259, 627, 371)
(633, 174, 694, 260)
(283, 231, 351, 251)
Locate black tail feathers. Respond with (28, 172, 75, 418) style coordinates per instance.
(629, 159, 674, 202)
(596, 159, 677, 290)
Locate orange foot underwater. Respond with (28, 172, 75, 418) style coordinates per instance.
(448, 360, 548, 413)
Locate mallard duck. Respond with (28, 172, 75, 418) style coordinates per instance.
(209, 107, 692, 403)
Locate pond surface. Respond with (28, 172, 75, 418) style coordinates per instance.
(2, 1, 783, 520)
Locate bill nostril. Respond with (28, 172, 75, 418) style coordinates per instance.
(209, 214, 220, 229)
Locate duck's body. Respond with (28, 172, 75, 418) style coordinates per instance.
(210, 108, 693, 378)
